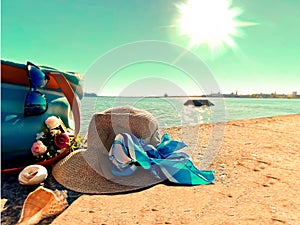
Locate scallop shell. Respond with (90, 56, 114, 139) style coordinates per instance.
(18, 165, 48, 185)
(17, 186, 68, 225)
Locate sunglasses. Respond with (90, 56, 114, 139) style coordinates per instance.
(24, 62, 49, 117)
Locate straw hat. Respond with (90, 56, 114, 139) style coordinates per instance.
(52, 106, 163, 194)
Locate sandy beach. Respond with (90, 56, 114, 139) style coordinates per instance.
(2, 114, 300, 225)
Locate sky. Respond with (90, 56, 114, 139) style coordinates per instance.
(1, 0, 300, 96)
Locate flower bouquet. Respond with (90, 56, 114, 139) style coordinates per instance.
(31, 116, 82, 164)
(1, 116, 83, 174)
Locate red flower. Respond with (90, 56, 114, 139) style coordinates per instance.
(54, 133, 70, 149)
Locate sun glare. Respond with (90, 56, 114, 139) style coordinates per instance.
(176, 0, 253, 52)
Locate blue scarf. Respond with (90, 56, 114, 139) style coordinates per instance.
(108, 133, 214, 185)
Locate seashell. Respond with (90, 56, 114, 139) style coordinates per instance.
(17, 186, 68, 225)
(18, 165, 48, 185)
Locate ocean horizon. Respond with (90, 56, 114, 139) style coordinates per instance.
(79, 97, 300, 135)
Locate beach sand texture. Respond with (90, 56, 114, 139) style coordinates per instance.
(1, 114, 300, 225)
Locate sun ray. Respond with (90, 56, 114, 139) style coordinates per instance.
(175, 0, 256, 54)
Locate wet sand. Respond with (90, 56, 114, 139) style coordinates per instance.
(2, 114, 300, 225)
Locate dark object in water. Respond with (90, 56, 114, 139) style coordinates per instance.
(184, 99, 214, 107)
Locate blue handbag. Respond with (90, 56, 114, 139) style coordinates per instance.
(1, 60, 83, 167)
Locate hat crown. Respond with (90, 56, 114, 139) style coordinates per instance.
(88, 106, 160, 151)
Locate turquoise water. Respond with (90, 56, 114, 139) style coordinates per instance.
(80, 97, 300, 134)
(223, 98, 300, 121)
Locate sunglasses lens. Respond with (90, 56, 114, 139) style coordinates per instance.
(28, 64, 48, 88)
(24, 91, 48, 116)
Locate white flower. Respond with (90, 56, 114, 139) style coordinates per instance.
(45, 116, 60, 129)
(36, 132, 45, 140)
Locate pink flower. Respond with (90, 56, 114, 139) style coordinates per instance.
(45, 116, 60, 129)
(31, 141, 47, 156)
(54, 133, 70, 149)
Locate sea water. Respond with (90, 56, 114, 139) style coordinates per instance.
(79, 97, 300, 135)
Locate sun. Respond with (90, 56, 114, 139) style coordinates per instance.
(176, 0, 253, 52)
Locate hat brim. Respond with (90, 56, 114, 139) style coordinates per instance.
(52, 149, 163, 194)
(53, 107, 163, 194)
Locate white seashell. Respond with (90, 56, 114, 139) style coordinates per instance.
(17, 186, 68, 225)
(18, 165, 48, 185)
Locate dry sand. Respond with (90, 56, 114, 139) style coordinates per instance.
(2, 114, 300, 225)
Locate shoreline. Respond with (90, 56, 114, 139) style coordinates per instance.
(83, 94, 300, 99)
(2, 114, 300, 225)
